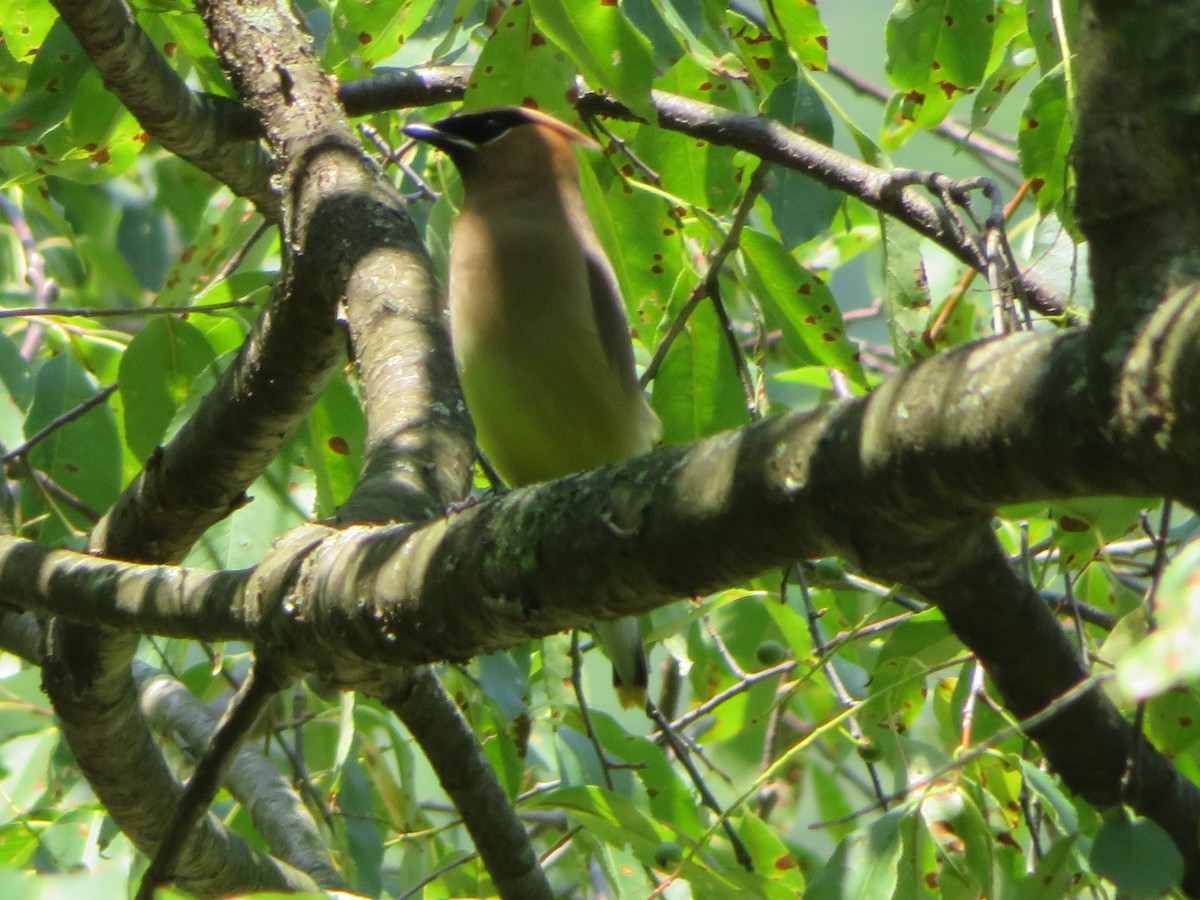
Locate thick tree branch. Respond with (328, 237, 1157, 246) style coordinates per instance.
(368, 671, 553, 900)
(576, 89, 1070, 320)
(38, 0, 412, 891)
(1075, 1, 1200, 422)
(133, 661, 345, 889)
(9, 313, 1200, 881)
(48, 0, 277, 215)
(6, 324, 1200, 877)
(5, 330, 1192, 652)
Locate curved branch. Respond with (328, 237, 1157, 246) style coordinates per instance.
(8, 323, 1200, 884)
(48, 0, 277, 216)
(369, 671, 553, 900)
(133, 661, 345, 890)
(135, 56, 1068, 322)
(575, 90, 1070, 320)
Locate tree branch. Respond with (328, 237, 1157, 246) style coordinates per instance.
(48, 0, 277, 215)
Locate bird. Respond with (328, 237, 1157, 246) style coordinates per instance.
(404, 106, 661, 709)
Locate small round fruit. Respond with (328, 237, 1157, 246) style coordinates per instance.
(654, 841, 683, 870)
(811, 557, 846, 582)
(755, 640, 788, 667)
(856, 737, 884, 763)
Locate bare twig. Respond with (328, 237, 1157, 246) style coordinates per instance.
(645, 701, 754, 871)
(569, 631, 616, 791)
(811, 675, 1104, 828)
(791, 566, 888, 807)
(2, 384, 118, 464)
(0, 192, 60, 360)
(193, 220, 273, 302)
(137, 657, 287, 900)
(0, 301, 257, 320)
(641, 161, 771, 387)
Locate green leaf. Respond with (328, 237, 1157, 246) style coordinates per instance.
(1024, 214, 1090, 310)
(1090, 811, 1184, 899)
(1019, 66, 1072, 219)
(651, 300, 749, 445)
(478, 704, 526, 800)
(726, 10, 797, 91)
(623, 2, 686, 71)
(462, 0, 578, 119)
(303, 372, 365, 518)
(1015, 757, 1079, 835)
(883, 0, 997, 143)
(739, 810, 806, 893)
(0, 22, 89, 144)
(920, 787, 993, 898)
(578, 156, 677, 350)
(187, 446, 314, 569)
(337, 753, 385, 897)
(1117, 541, 1200, 700)
(1025, 0, 1078, 74)
(880, 201, 935, 365)
(0, 0, 60, 60)
(0, 329, 32, 449)
(1017, 833, 1079, 899)
(1047, 496, 1151, 568)
(118, 317, 217, 462)
(1145, 687, 1200, 755)
(574, 708, 707, 840)
(530, 0, 656, 121)
(767, 0, 829, 71)
(21, 355, 120, 544)
(0, 729, 59, 822)
(803, 808, 905, 899)
(971, 7, 1036, 130)
(525, 785, 740, 894)
(477, 651, 530, 725)
(632, 54, 743, 214)
(760, 78, 840, 249)
(740, 227, 867, 387)
(326, 0, 438, 68)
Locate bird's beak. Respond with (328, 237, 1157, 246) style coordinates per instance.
(403, 123, 475, 155)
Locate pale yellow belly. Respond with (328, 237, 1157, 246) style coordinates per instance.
(457, 327, 658, 486)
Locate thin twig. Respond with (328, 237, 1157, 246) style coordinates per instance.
(583, 115, 662, 186)
(23, 465, 101, 522)
(811, 675, 1104, 829)
(193, 220, 273, 302)
(792, 566, 888, 807)
(645, 701, 753, 871)
(2, 384, 118, 463)
(1126, 501, 1173, 804)
(0, 300, 257, 320)
(359, 122, 440, 201)
(137, 657, 286, 900)
(928, 180, 1032, 342)
(569, 631, 616, 791)
(707, 280, 760, 417)
(0, 192, 60, 360)
(396, 853, 477, 900)
(641, 160, 771, 387)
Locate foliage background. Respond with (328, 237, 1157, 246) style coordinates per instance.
(0, 0, 1195, 898)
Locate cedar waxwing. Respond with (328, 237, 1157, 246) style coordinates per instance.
(404, 106, 661, 709)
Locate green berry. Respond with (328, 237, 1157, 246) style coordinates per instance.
(811, 557, 846, 582)
(856, 737, 884, 763)
(654, 841, 683, 870)
(755, 640, 788, 667)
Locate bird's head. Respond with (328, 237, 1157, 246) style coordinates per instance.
(403, 106, 598, 186)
